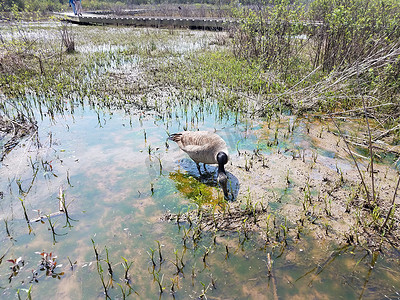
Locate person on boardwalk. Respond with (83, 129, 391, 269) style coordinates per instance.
(75, 0, 83, 17)
(69, 0, 77, 15)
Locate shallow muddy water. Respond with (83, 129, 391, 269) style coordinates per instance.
(1, 23, 400, 299)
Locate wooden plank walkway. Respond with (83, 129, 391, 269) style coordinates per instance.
(54, 12, 237, 30)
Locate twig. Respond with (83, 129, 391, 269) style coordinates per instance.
(266, 253, 278, 300)
(374, 124, 400, 141)
(358, 63, 375, 206)
(380, 174, 400, 232)
(329, 114, 371, 203)
(327, 102, 395, 116)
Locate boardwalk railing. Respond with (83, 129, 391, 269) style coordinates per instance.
(55, 12, 238, 30)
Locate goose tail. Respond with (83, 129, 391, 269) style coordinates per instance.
(168, 133, 182, 142)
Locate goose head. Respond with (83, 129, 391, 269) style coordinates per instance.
(217, 152, 229, 199)
(217, 151, 228, 166)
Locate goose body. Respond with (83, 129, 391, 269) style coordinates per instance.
(169, 131, 228, 166)
(169, 131, 230, 198)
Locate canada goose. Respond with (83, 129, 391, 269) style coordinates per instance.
(168, 131, 229, 199)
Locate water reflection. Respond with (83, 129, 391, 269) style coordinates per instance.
(171, 157, 240, 202)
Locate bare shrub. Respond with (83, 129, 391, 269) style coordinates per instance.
(231, 0, 307, 77)
(308, 0, 400, 73)
(230, 0, 400, 116)
(60, 23, 75, 53)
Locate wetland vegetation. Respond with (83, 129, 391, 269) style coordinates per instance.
(1, 0, 400, 298)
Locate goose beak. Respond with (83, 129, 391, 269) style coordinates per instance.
(217, 172, 229, 200)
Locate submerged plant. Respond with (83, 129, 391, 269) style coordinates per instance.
(91, 239, 111, 299)
(36, 252, 64, 278)
(7, 257, 24, 283)
(19, 198, 32, 234)
(47, 214, 66, 245)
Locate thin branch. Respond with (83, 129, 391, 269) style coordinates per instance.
(380, 174, 400, 232)
(358, 63, 375, 206)
(329, 114, 370, 203)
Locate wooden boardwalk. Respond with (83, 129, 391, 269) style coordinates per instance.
(55, 12, 237, 30)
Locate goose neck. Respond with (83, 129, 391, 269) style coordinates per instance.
(218, 163, 226, 174)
